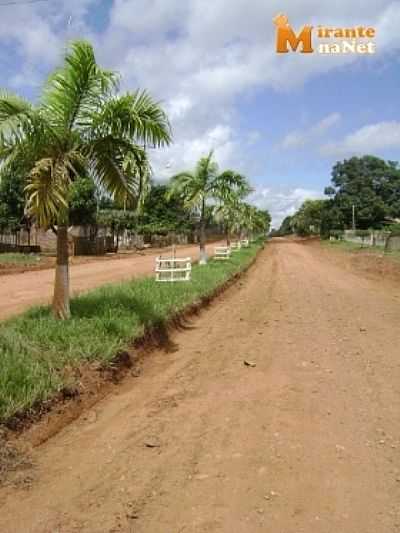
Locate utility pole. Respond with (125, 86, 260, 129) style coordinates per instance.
(352, 204, 356, 231)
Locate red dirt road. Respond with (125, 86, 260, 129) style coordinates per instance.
(0, 243, 218, 320)
(1, 240, 400, 532)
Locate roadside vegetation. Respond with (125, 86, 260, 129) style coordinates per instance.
(0, 39, 270, 319)
(322, 238, 400, 262)
(0, 241, 263, 423)
(168, 150, 252, 264)
(0, 40, 171, 319)
(0, 39, 270, 423)
(0, 253, 41, 266)
(272, 155, 400, 239)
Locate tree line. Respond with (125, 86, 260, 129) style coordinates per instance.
(0, 40, 270, 319)
(274, 155, 400, 237)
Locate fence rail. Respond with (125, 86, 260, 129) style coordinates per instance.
(214, 246, 231, 260)
(155, 257, 192, 282)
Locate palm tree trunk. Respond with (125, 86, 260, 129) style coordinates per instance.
(52, 224, 71, 319)
(199, 198, 207, 265)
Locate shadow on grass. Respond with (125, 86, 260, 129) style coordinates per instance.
(71, 290, 149, 320)
(72, 287, 200, 354)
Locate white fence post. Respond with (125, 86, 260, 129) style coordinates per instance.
(214, 246, 231, 260)
(155, 256, 192, 282)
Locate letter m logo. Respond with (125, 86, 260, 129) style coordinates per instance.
(274, 14, 313, 53)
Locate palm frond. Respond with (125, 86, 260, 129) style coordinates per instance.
(42, 40, 118, 133)
(216, 170, 252, 198)
(25, 158, 70, 227)
(91, 92, 171, 147)
(86, 136, 148, 206)
(0, 39, 172, 232)
(0, 91, 34, 136)
(119, 147, 152, 211)
(167, 171, 204, 209)
(129, 90, 171, 147)
(197, 150, 218, 190)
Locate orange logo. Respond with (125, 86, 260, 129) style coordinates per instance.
(274, 14, 376, 55)
(274, 13, 313, 53)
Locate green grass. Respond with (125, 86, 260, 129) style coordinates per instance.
(322, 240, 371, 253)
(0, 242, 263, 422)
(323, 239, 400, 261)
(0, 253, 41, 266)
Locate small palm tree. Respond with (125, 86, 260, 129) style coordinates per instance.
(235, 203, 269, 240)
(0, 40, 171, 319)
(215, 181, 252, 246)
(168, 151, 247, 264)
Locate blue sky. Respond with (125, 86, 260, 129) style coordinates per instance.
(1, 0, 400, 226)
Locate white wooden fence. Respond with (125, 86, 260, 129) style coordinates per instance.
(155, 257, 192, 282)
(240, 239, 249, 248)
(230, 241, 241, 252)
(214, 245, 231, 260)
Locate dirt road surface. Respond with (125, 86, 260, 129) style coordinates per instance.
(1, 239, 400, 532)
(0, 243, 218, 320)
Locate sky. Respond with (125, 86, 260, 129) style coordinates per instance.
(1, 0, 400, 227)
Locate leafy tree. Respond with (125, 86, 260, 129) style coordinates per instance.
(319, 199, 345, 237)
(327, 156, 394, 229)
(69, 176, 98, 227)
(138, 184, 192, 234)
(291, 199, 325, 236)
(233, 203, 270, 239)
(279, 155, 400, 238)
(257, 209, 272, 235)
(0, 163, 25, 231)
(96, 208, 138, 250)
(0, 40, 170, 319)
(278, 215, 294, 236)
(167, 151, 246, 264)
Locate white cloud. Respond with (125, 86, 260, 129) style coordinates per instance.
(166, 96, 194, 121)
(151, 124, 238, 180)
(246, 130, 263, 145)
(376, 2, 400, 51)
(1, 0, 400, 184)
(109, 0, 187, 37)
(281, 112, 341, 149)
(250, 186, 324, 227)
(320, 121, 400, 156)
(99, 0, 399, 176)
(0, 0, 97, 89)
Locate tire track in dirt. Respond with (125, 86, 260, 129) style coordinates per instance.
(0, 240, 399, 532)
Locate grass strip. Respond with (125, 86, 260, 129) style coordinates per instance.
(0, 253, 41, 266)
(0, 241, 263, 422)
(323, 239, 400, 261)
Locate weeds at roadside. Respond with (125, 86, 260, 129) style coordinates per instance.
(0, 242, 263, 423)
(0, 253, 41, 266)
(323, 239, 400, 261)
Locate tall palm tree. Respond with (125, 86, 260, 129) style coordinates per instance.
(167, 151, 247, 264)
(0, 40, 171, 319)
